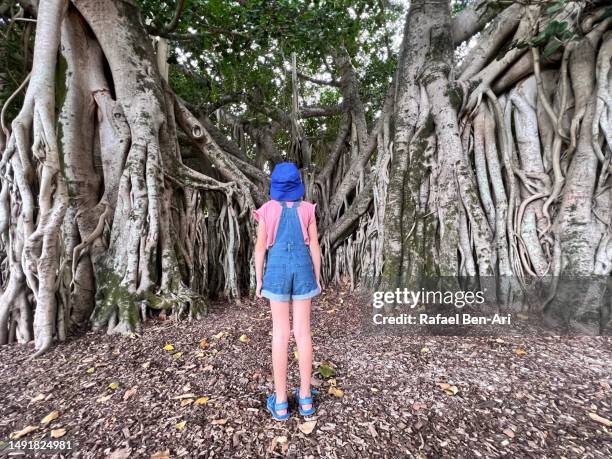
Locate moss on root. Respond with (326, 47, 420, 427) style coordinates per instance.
(446, 84, 464, 112)
(91, 270, 138, 330)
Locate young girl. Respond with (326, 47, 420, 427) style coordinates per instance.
(253, 162, 321, 421)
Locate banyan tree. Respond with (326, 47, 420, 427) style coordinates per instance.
(0, 0, 610, 354)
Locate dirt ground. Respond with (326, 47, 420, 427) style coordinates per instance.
(1, 285, 611, 458)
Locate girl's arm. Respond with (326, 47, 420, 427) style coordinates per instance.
(255, 219, 267, 297)
(308, 218, 322, 291)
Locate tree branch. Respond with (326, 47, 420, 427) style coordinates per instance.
(173, 95, 268, 207)
(162, 0, 185, 34)
(150, 26, 248, 40)
(451, 0, 507, 45)
(296, 71, 340, 87)
(300, 104, 344, 118)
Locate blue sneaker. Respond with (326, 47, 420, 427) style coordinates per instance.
(266, 393, 290, 421)
(294, 388, 318, 416)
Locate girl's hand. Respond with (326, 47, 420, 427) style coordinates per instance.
(256, 280, 263, 298)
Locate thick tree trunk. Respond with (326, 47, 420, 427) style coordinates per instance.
(382, 0, 493, 289)
(381, 0, 612, 301)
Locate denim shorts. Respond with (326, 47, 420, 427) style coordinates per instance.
(261, 242, 320, 302)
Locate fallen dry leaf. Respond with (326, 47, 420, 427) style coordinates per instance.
(150, 450, 170, 459)
(175, 420, 187, 430)
(199, 338, 209, 349)
(86, 367, 95, 374)
(212, 331, 226, 339)
(420, 346, 430, 353)
(173, 352, 183, 359)
(211, 418, 228, 425)
(163, 344, 175, 351)
(10, 425, 38, 439)
(514, 348, 528, 356)
(412, 402, 427, 411)
(123, 386, 138, 401)
(108, 382, 120, 390)
(438, 383, 459, 396)
(195, 396, 210, 405)
(31, 393, 45, 403)
(239, 334, 250, 343)
(51, 428, 66, 438)
(298, 420, 317, 435)
(97, 394, 113, 403)
(107, 447, 132, 459)
(195, 351, 205, 358)
(173, 393, 196, 399)
(269, 435, 288, 453)
(180, 398, 194, 407)
(588, 412, 612, 427)
(328, 386, 344, 398)
(40, 410, 59, 425)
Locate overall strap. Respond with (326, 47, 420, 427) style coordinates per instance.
(273, 200, 305, 246)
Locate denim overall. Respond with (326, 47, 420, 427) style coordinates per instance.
(261, 201, 320, 302)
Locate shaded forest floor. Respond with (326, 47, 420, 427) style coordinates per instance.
(1, 285, 611, 458)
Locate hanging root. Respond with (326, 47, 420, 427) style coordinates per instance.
(0, 0, 263, 355)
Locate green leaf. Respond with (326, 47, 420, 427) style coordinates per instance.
(530, 31, 549, 47)
(546, 20, 568, 36)
(546, 2, 564, 16)
(543, 40, 563, 59)
(318, 362, 336, 379)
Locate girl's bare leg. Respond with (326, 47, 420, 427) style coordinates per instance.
(270, 300, 290, 415)
(292, 298, 313, 411)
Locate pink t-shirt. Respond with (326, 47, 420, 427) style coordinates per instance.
(253, 200, 317, 249)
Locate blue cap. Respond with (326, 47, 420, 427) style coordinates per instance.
(270, 162, 305, 201)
